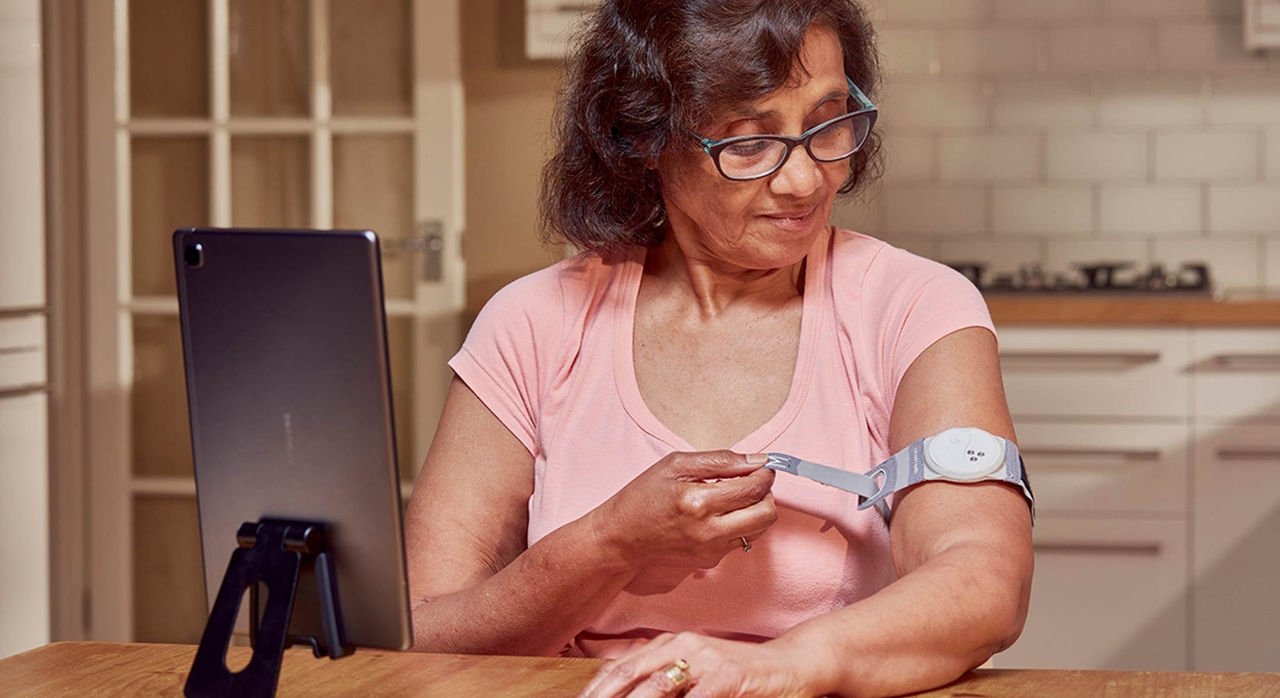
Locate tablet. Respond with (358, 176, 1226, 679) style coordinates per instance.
(174, 227, 411, 651)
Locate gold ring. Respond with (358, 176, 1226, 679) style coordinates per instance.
(662, 658, 691, 688)
(740, 536, 752, 552)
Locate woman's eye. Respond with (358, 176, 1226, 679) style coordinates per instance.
(724, 140, 772, 157)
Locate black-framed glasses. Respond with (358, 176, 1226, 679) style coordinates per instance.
(694, 77, 878, 182)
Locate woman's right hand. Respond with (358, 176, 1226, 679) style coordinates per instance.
(587, 451, 778, 572)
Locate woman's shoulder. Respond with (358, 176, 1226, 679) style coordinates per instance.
(828, 227, 968, 292)
(471, 248, 636, 341)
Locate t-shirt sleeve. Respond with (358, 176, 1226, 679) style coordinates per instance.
(862, 245, 996, 400)
(447, 269, 564, 457)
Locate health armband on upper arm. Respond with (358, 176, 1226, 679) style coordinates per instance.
(765, 427, 1034, 523)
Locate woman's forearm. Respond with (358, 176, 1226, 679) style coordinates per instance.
(773, 540, 1030, 698)
(409, 514, 636, 656)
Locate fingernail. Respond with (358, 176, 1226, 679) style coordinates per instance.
(746, 453, 769, 465)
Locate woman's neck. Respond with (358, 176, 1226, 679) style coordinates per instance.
(643, 234, 806, 320)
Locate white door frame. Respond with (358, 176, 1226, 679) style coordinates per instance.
(80, 0, 465, 641)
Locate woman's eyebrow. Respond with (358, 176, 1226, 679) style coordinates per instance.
(730, 88, 850, 120)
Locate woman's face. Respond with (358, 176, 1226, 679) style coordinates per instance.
(658, 24, 851, 272)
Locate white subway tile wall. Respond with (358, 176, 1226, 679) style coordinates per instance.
(994, 82, 1095, 128)
(1044, 239, 1151, 273)
(836, 1, 1280, 293)
(1099, 185, 1203, 236)
(1096, 79, 1206, 127)
(1152, 238, 1262, 289)
(993, 185, 1094, 235)
(935, 239, 1042, 277)
(1154, 131, 1259, 180)
(883, 184, 987, 235)
(1266, 238, 1280, 287)
(1046, 132, 1148, 181)
(1267, 129, 1280, 179)
(939, 133, 1040, 180)
(1208, 185, 1280, 234)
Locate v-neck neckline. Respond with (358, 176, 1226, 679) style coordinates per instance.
(612, 228, 830, 454)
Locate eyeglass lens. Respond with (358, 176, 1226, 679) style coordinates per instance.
(718, 112, 872, 180)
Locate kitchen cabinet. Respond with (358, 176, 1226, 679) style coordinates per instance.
(1189, 328, 1280, 673)
(993, 324, 1280, 673)
(996, 518, 1188, 671)
(1245, 0, 1280, 50)
(994, 327, 1191, 671)
(1013, 422, 1188, 515)
(999, 327, 1190, 419)
(1190, 329, 1280, 422)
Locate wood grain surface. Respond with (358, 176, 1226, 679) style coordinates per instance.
(986, 297, 1280, 326)
(2, 643, 1278, 697)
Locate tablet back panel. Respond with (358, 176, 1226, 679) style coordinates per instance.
(174, 227, 410, 650)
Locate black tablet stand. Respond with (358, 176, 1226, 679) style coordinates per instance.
(184, 519, 352, 698)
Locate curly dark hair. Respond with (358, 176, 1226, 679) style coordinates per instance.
(539, 0, 883, 257)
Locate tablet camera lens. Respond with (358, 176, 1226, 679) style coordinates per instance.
(184, 243, 204, 268)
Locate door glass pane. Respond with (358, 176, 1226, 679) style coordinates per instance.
(132, 314, 194, 478)
(330, 0, 412, 115)
(333, 134, 414, 299)
(229, 0, 310, 117)
(131, 136, 210, 297)
(133, 495, 206, 643)
(231, 136, 311, 227)
(386, 315, 415, 480)
(129, 0, 209, 117)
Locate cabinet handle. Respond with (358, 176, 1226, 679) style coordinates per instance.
(1204, 353, 1280, 371)
(1216, 449, 1280, 462)
(0, 383, 48, 399)
(1034, 541, 1162, 556)
(1000, 351, 1161, 368)
(1021, 447, 1161, 463)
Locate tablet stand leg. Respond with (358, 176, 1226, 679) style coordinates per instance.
(185, 519, 352, 698)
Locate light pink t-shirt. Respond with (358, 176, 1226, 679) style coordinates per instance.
(448, 227, 994, 658)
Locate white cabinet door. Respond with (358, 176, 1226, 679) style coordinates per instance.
(0, 316, 46, 391)
(1192, 423, 1280, 672)
(999, 328, 1190, 420)
(1016, 422, 1189, 515)
(0, 392, 50, 658)
(996, 517, 1188, 671)
(1190, 329, 1280, 423)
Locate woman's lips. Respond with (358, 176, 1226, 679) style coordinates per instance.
(760, 204, 820, 232)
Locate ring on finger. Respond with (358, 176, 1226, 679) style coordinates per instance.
(662, 658, 691, 689)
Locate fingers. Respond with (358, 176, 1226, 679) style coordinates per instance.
(714, 493, 777, 536)
(665, 450, 768, 481)
(579, 634, 689, 698)
(687, 467, 775, 515)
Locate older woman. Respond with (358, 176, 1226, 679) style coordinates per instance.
(403, 0, 1033, 696)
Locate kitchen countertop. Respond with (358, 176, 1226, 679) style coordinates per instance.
(986, 296, 1280, 326)
(4, 642, 1279, 696)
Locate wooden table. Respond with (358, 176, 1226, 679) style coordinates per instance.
(1, 642, 1278, 696)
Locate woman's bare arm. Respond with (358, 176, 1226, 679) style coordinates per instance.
(404, 376, 635, 655)
(777, 326, 1033, 695)
(580, 327, 1032, 697)
(405, 376, 777, 656)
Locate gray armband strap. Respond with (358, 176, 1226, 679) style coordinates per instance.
(765, 427, 1034, 522)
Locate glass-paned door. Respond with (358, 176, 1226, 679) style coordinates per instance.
(86, 0, 464, 642)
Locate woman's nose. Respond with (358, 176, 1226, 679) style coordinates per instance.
(769, 145, 822, 198)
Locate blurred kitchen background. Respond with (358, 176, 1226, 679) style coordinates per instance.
(2, 0, 1278, 674)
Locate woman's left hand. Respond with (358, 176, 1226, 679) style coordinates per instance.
(577, 632, 827, 698)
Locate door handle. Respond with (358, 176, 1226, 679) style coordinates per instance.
(1020, 447, 1162, 463)
(380, 221, 445, 282)
(1215, 448, 1280, 462)
(1033, 541, 1162, 555)
(1000, 351, 1161, 369)
(1204, 353, 1280, 371)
